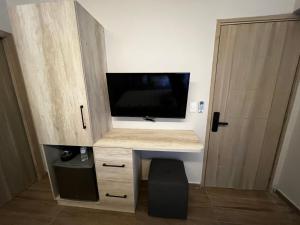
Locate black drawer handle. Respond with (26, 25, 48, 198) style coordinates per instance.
(106, 193, 127, 198)
(102, 163, 125, 168)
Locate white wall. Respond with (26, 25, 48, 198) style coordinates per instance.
(76, 0, 295, 183)
(4, 0, 295, 183)
(273, 81, 300, 209)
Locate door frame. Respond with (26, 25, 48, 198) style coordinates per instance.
(0, 29, 45, 180)
(202, 14, 300, 189)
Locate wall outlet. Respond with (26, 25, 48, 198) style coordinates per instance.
(190, 102, 197, 113)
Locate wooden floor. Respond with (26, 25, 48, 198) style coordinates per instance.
(0, 178, 299, 225)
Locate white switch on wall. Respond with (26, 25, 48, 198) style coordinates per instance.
(199, 101, 205, 113)
(190, 102, 197, 113)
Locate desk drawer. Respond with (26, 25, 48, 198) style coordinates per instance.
(93, 147, 132, 161)
(94, 147, 133, 181)
(95, 160, 133, 181)
(98, 180, 135, 212)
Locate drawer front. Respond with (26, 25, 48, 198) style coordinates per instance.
(98, 180, 135, 212)
(94, 147, 133, 182)
(93, 147, 132, 161)
(95, 160, 133, 181)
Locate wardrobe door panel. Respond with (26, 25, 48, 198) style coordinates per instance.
(9, 0, 93, 145)
(75, 2, 112, 142)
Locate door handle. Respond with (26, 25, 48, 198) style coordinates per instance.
(212, 112, 228, 132)
(80, 105, 87, 129)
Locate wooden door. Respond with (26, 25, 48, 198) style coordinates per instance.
(9, 0, 93, 145)
(205, 20, 300, 190)
(0, 41, 36, 206)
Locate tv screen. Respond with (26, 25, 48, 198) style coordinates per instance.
(106, 73, 190, 118)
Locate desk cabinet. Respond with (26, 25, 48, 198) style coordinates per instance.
(9, 0, 111, 146)
(94, 147, 140, 212)
(92, 129, 202, 212)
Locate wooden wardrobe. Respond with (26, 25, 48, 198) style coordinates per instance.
(9, 0, 111, 146)
(204, 15, 300, 190)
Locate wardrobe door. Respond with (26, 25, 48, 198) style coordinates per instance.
(9, 1, 93, 145)
(75, 2, 112, 142)
(205, 21, 300, 189)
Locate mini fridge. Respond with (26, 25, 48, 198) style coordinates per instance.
(53, 153, 99, 201)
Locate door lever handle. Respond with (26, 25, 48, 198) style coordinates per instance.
(218, 122, 229, 126)
(212, 112, 228, 132)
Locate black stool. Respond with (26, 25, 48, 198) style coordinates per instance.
(148, 158, 188, 219)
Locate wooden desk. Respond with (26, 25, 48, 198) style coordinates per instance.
(93, 128, 203, 152)
(46, 129, 202, 213)
(92, 128, 202, 213)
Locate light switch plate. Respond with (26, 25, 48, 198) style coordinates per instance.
(199, 101, 204, 113)
(190, 102, 197, 113)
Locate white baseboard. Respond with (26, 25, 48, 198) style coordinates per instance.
(275, 188, 300, 211)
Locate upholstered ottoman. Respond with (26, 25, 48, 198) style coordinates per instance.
(148, 158, 188, 219)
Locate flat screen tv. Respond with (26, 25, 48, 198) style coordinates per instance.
(106, 73, 190, 119)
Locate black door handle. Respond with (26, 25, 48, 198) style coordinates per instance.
(212, 112, 228, 132)
(80, 105, 86, 129)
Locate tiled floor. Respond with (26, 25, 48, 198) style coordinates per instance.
(0, 177, 299, 225)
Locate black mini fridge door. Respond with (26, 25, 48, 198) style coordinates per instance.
(53, 154, 99, 201)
